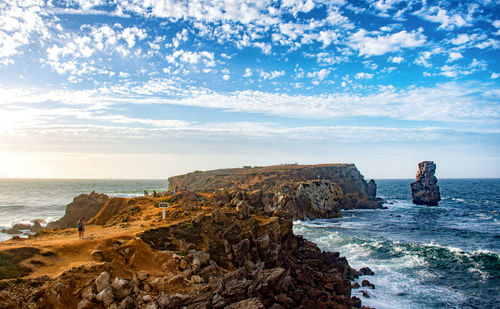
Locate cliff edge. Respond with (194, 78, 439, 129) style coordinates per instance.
(168, 164, 382, 220)
(0, 189, 375, 309)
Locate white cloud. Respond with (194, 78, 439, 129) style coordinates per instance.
(389, 56, 403, 63)
(491, 73, 499, 79)
(354, 72, 374, 79)
(243, 68, 252, 77)
(416, 6, 469, 30)
(306, 69, 330, 80)
(259, 70, 285, 80)
(451, 33, 471, 45)
(253, 42, 271, 55)
(447, 52, 463, 62)
(222, 74, 230, 80)
(349, 29, 426, 56)
(0, 1, 52, 60)
(166, 49, 215, 66)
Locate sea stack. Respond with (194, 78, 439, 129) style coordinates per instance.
(410, 161, 441, 206)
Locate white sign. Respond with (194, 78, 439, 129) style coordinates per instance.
(159, 202, 170, 219)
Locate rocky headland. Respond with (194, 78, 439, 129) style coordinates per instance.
(0, 164, 378, 309)
(410, 161, 441, 206)
(168, 164, 382, 220)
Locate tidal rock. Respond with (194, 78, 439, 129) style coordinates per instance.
(410, 161, 441, 206)
(361, 279, 375, 289)
(359, 267, 374, 276)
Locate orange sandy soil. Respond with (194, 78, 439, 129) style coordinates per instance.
(0, 194, 215, 280)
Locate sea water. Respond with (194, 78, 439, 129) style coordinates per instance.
(0, 178, 498, 308)
(294, 179, 500, 309)
(0, 178, 168, 241)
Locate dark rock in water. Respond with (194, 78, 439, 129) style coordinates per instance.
(361, 290, 370, 298)
(46, 191, 109, 229)
(367, 180, 376, 199)
(359, 267, 374, 276)
(410, 161, 441, 206)
(361, 279, 375, 289)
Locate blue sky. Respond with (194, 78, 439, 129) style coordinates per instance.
(0, 0, 499, 179)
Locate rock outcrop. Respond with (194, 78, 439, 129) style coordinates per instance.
(410, 161, 441, 206)
(168, 164, 382, 220)
(46, 191, 109, 229)
(0, 186, 375, 309)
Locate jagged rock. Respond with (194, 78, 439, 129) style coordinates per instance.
(225, 297, 265, 309)
(46, 191, 109, 229)
(137, 271, 149, 282)
(223, 279, 251, 300)
(361, 290, 370, 298)
(95, 286, 114, 306)
(156, 293, 189, 308)
(361, 279, 375, 289)
(95, 271, 111, 293)
(168, 164, 382, 219)
(119, 296, 134, 309)
(411, 161, 441, 206)
(211, 208, 227, 224)
(359, 267, 374, 276)
(77, 299, 96, 309)
(81, 285, 95, 301)
(367, 180, 376, 199)
(144, 303, 158, 309)
(111, 277, 133, 300)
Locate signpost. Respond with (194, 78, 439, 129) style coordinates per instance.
(159, 202, 170, 219)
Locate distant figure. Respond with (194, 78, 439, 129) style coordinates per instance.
(182, 185, 186, 191)
(173, 186, 178, 194)
(77, 217, 86, 239)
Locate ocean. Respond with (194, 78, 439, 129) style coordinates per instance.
(0, 178, 499, 308)
(295, 179, 500, 309)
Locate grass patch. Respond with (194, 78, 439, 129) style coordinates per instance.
(0, 247, 40, 279)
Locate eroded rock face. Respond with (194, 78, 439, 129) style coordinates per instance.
(46, 191, 109, 229)
(169, 164, 382, 219)
(410, 161, 441, 206)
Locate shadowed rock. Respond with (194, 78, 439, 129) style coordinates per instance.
(410, 161, 441, 206)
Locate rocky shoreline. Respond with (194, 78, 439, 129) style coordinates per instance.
(0, 164, 379, 308)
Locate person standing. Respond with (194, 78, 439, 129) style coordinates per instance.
(77, 217, 86, 239)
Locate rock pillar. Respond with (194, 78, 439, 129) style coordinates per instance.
(410, 161, 441, 206)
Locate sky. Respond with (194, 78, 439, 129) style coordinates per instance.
(0, 0, 499, 179)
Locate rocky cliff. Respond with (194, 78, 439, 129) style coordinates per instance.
(46, 191, 109, 229)
(0, 189, 375, 309)
(168, 164, 382, 220)
(410, 161, 441, 206)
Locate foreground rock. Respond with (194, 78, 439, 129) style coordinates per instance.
(168, 164, 382, 220)
(0, 186, 373, 308)
(410, 161, 441, 206)
(46, 191, 109, 229)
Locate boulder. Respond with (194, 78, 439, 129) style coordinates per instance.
(156, 293, 189, 308)
(95, 271, 111, 293)
(95, 286, 114, 306)
(119, 296, 134, 309)
(410, 161, 441, 206)
(46, 191, 109, 229)
(225, 297, 265, 309)
(111, 277, 133, 300)
(359, 267, 374, 276)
